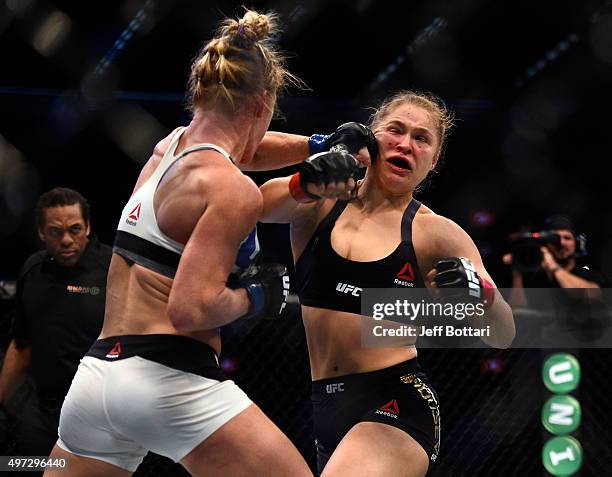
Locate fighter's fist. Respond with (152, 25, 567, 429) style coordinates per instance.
(428, 257, 495, 309)
(289, 149, 359, 202)
(233, 263, 291, 320)
(309, 122, 378, 166)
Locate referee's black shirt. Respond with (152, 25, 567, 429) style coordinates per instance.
(11, 236, 112, 398)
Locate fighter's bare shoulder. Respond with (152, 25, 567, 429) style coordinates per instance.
(153, 127, 184, 156)
(414, 206, 474, 257)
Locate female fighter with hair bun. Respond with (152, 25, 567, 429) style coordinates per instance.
(45, 9, 312, 477)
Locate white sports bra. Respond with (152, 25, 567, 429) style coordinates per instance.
(113, 127, 258, 277)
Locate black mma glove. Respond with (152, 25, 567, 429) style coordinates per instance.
(309, 122, 379, 162)
(433, 257, 495, 309)
(289, 149, 359, 202)
(231, 263, 291, 319)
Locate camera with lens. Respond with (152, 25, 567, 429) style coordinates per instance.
(508, 231, 561, 273)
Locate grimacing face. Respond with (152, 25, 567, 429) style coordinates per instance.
(372, 103, 440, 194)
(38, 204, 90, 266)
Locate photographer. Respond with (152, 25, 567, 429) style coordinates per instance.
(503, 215, 607, 306)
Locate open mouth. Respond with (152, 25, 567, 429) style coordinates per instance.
(387, 157, 412, 170)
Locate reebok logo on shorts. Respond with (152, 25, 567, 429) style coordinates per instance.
(375, 399, 400, 419)
(106, 342, 122, 359)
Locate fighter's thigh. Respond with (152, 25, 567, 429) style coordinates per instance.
(180, 404, 312, 477)
(321, 421, 429, 477)
(42, 445, 132, 477)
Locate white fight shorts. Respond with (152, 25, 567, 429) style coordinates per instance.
(57, 335, 252, 471)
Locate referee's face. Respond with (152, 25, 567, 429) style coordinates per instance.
(38, 204, 90, 266)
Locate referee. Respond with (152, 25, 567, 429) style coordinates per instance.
(0, 187, 111, 458)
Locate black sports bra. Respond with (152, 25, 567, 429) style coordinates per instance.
(295, 198, 425, 315)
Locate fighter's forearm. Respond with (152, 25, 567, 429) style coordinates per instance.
(245, 132, 309, 171)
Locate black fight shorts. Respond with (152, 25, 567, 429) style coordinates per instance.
(312, 359, 440, 475)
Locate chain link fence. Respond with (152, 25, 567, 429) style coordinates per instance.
(133, 315, 612, 477)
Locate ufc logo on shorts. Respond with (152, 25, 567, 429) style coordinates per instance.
(336, 283, 362, 297)
(460, 258, 481, 299)
(279, 275, 290, 314)
(326, 383, 344, 394)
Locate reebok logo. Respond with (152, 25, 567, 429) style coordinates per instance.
(129, 203, 141, 221)
(125, 203, 141, 226)
(375, 399, 400, 419)
(106, 341, 122, 359)
(394, 262, 415, 287)
(325, 383, 344, 394)
(336, 282, 362, 297)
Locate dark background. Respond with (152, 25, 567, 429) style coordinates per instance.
(2, 0, 612, 281)
(1, 2, 611, 476)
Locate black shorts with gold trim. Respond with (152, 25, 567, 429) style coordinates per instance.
(311, 359, 440, 475)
